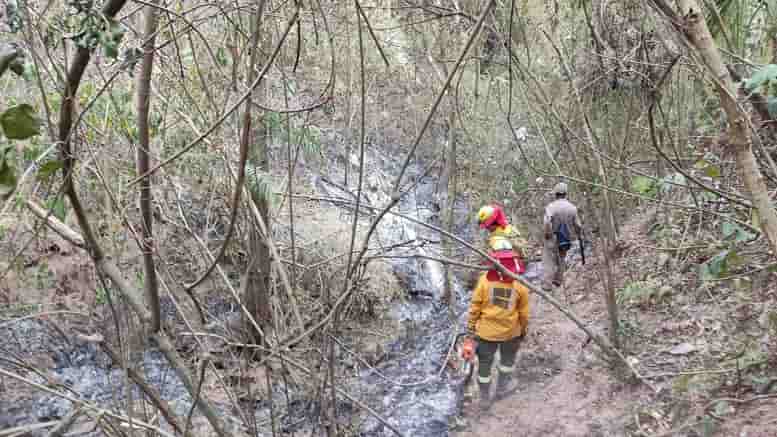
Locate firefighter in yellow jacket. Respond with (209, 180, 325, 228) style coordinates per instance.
(467, 249, 530, 410)
(477, 204, 528, 272)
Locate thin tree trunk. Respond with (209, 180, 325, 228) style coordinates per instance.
(136, 0, 161, 333)
(344, 11, 353, 187)
(672, 0, 777, 255)
(242, 0, 272, 346)
(430, 0, 456, 318)
(600, 224, 619, 349)
(442, 113, 457, 319)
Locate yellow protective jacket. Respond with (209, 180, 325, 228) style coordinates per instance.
(487, 224, 528, 259)
(467, 273, 530, 342)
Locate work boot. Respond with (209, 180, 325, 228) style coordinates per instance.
(494, 374, 519, 401)
(478, 382, 492, 411)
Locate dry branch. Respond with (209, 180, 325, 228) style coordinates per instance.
(100, 342, 186, 436)
(25, 200, 85, 248)
(44, 408, 82, 437)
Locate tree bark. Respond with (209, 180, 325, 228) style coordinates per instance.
(242, 0, 272, 346)
(600, 230, 620, 349)
(674, 0, 777, 255)
(136, 0, 161, 333)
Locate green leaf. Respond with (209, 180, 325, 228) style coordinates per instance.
(693, 159, 708, 170)
(22, 142, 41, 161)
(21, 61, 35, 81)
(101, 38, 119, 59)
(700, 250, 730, 280)
(1, 104, 41, 140)
(216, 47, 228, 66)
(46, 197, 67, 221)
(722, 222, 736, 238)
(0, 151, 17, 200)
(721, 221, 753, 243)
(726, 249, 743, 269)
(693, 158, 721, 178)
(744, 64, 777, 91)
(99, 20, 125, 59)
(631, 176, 655, 195)
(37, 160, 64, 181)
(704, 164, 721, 178)
(735, 228, 755, 243)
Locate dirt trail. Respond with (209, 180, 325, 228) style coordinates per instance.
(456, 257, 646, 436)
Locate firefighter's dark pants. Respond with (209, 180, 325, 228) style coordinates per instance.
(476, 335, 523, 384)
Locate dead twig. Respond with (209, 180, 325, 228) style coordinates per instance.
(704, 394, 777, 416)
(24, 200, 85, 248)
(354, 0, 390, 67)
(642, 361, 767, 379)
(0, 311, 90, 329)
(0, 422, 59, 437)
(184, 357, 208, 436)
(703, 262, 777, 282)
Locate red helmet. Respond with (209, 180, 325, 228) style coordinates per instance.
(477, 204, 509, 229)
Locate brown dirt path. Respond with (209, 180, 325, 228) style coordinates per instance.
(455, 252, 648, 436)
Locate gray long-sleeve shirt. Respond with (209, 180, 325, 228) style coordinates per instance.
(543, 198, 582, 239)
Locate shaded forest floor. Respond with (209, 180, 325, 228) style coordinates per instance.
(455, 213, 777, 437)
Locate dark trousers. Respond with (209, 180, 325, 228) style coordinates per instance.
(476, 336, 523, 384)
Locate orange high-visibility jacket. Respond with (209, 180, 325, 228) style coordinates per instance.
(467, 273, 530, 342)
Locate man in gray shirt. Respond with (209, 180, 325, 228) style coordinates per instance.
(542, 182, 583, 290)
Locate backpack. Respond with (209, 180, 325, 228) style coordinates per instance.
(555, 222, 572, 253)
